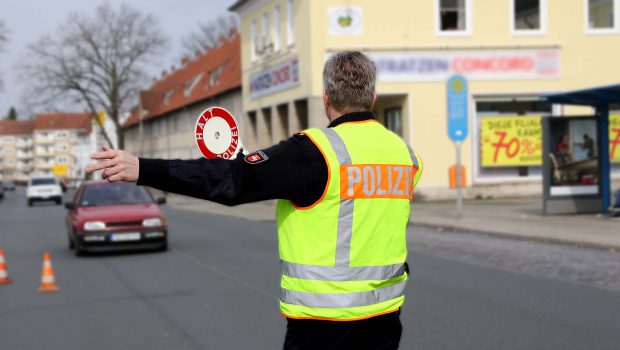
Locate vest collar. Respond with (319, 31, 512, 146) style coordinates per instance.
(328, 111, 375, 128)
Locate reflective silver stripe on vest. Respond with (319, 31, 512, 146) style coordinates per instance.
(282, 261, 406, 281)
(406, 144, 419, 168)
(281, 280, 406, 308)
(321, 128, 353, 267)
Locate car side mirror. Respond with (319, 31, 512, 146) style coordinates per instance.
(64, 203, 75, 210)
(157, 197, 166, 205)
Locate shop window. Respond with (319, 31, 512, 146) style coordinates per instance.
(273, 5, 281, 52)
(287, 0, 295, 46)
(437, 0, 471, 35)
(247, 111, 258, 150)
(385, 107, 403, 137)
(251, 19, 258, 62)
(587, 0, 617, 31)
(513, 0, 546, 34)
(475, 98, 552, 180)
(277, 103, 289, 137)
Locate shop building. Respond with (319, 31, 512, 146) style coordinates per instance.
(123, 31, 242, 159)
(230, 0, 620, 199)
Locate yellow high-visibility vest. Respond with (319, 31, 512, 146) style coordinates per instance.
(276, 119, 423, 320)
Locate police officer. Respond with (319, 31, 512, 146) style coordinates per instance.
(87, 51, 422, 350)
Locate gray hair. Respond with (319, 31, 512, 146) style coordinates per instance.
(323, 51, 376, 113)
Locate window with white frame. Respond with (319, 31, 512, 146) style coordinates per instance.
(513, 0, 546, 33)
(587, 0, 618, 31)
(56, 131, 67, 138)
(251, 19, 258, 61)
(287, 0, 295, 46)
(262, 12, 271, 53)
(437, 0, 471, 34)
(273, 5, 281, 52)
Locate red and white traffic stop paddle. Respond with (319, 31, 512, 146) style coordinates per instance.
(194, 107, 246, 159)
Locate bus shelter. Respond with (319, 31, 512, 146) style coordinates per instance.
(543, 84, 619, 214)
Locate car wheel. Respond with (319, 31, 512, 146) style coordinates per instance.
(159, 238, 169, 252)
(28, 199, 33, 207)
(75, 242, 84, 256)
(56, 198, 62, 205)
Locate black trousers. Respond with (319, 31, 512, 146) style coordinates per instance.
(283, 310, 402, 350)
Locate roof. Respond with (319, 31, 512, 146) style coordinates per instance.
(0, 120, 35, 136)
(544, 84, 620, 106)
(123, 30, 241, 128)
(228, 0, 249, 11)
(33, 112, 93, 134)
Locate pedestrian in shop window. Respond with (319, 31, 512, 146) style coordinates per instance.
(86, 51, 423, 350)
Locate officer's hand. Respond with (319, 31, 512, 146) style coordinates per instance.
(86, 145, 139, 182)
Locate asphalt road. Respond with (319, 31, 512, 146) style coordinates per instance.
(1, 188, 619, 350)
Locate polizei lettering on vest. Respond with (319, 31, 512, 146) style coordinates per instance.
(340, 164, 417, 199)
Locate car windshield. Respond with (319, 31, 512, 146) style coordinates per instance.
(31, 178, 57, 186)
(79, 183, 154, 207)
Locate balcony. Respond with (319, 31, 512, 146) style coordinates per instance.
(36, 148, 55, 157)
(35, 135, 55, 144)
(16, 139, 33, 148)
(35, 162, 54, 170)
(17, 163, 34, 172)
(17, 151, 34, 160)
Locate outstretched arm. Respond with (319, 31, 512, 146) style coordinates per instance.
(85, 135, 327, 207)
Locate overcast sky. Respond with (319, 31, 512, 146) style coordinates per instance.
(0, 0, 236, 118)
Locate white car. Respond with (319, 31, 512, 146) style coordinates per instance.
(27, 176, 63, 206)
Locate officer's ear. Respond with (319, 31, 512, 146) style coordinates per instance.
(323, 90, 330, 108)
(371, 92, 377, 108)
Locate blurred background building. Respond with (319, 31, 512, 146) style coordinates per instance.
(0, 120, 34, 183)
(230, 0, 620, 199)
(123, 31, 242, 159)
(0, 112, 116, 183)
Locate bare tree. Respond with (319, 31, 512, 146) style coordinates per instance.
(0, 20, 10, 91)
(18, 4, 167, 148)
(181, 13, 239, 58)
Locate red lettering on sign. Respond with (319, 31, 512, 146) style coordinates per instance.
(611, 128, 620, 159)
(452, 57, 535, 73)
(491, 131, 520, 162)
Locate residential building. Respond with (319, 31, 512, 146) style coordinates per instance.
(230, 0, 620, 199)
(32, 113, 93, 179)
(123, 30, 242, 159)
(0, 120, 35, 183)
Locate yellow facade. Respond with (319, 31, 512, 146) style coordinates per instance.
(232, 0, 620, 198)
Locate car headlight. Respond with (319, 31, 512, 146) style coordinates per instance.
(142, 218, 163, 227)
(84, 221, 106, 231)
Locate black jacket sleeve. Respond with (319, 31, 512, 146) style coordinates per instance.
(137, 133, 328, 207)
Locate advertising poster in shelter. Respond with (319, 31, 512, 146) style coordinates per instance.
(548, 117, 599, 196)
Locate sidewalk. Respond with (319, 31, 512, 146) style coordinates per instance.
(166, 194, 620, 250)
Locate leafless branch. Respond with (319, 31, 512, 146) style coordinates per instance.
(181, 13, 239, 59)
(0, 20, 11, 91)
(17, 4, 167, 148)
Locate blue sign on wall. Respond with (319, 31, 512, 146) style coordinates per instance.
(447, 75, 469, 142)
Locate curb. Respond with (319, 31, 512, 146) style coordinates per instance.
(411, 222, 620, 252)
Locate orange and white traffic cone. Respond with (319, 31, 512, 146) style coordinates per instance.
(38, 252, 59, 292)
(0, 248, 12, 285)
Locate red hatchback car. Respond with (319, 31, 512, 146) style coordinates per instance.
(65, 181, 168, 255)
